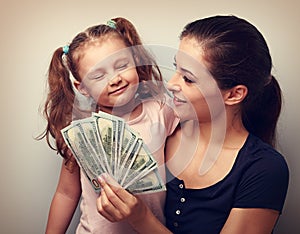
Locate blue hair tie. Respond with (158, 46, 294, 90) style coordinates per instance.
(107, 19, 117, 29)
(63, 45, 69, 55)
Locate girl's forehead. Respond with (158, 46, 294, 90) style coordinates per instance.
(78, 38, 130, 77)
(82, 37, 127, 61)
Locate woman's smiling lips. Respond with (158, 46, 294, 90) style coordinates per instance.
(173, 95, 187, 106)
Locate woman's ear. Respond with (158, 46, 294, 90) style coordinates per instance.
(223, 85, 248, 105)
(73, 80, 90, 97)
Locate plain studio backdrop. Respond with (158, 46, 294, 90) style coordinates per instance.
(0, 0, 299, 233)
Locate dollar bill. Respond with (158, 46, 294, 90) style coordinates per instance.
(61, 111, 166, 194)
(117, 124, 141, 182)
(121, 143, 157, 187)
(61, 123, 105, 192)
(116, 118, 125, 172)
(125, 168, 166, 194)
(75, 117, 110, 175)
(92, 112, 118, 177)
(118, 138, 143, 186)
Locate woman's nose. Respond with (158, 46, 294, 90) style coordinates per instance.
(167, 72, 181, 92)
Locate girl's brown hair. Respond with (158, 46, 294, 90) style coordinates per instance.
(37, 17, 164, 168)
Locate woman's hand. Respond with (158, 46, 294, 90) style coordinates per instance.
(96, 174, 147, 224)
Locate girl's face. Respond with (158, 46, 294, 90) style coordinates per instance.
(168, 37, 225, 123)
(77, 37, 139, 113)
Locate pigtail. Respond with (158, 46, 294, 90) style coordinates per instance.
(38, 17, 166, 169)
(242, 75, 282, 147)
(112, 17, 142, 46)
(38, 47, 75, 160)
(112, 17, 165, 100)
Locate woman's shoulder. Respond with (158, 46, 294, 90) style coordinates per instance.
(243, 134, 285, 157)
(237, 134, 289, 176)
(232, 134, 289, 212)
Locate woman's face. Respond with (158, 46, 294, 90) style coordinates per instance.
(168, 37, 225, 123)
(77, 37, 140, 112)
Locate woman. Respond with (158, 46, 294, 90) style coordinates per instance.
(96, 15, 289, 234)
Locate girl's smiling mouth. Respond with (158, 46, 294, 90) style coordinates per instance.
(109, 84, 128, 95)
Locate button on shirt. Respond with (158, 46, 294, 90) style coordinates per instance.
(164, 134, 289, 234)
(167, 182, 186, 231)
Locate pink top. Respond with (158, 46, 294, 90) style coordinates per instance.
(76, 98, 179, 233)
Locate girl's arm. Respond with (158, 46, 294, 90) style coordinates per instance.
(45, 159, 81, 234)
(220, 208, 279, 234)
(96, 175, 172, 234)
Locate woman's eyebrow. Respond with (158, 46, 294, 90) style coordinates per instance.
(181, 68, 197, 78)
(174, 55, 197, 78)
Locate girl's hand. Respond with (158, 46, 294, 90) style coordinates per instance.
(96, 174, 147, 224)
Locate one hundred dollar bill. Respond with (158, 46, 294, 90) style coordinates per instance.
(118, 138, 143, 186)
(61, 111, 166, 194)
(75, 117, 110, 175)
(121, 143, 157, 187)
(61, 123, 105, 191)
(117, 124, 141, 183)
(92, 112, 118, 177)
(125, 168, 166, 194)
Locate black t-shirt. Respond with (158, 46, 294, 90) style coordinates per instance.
(165, 134, 289, 234)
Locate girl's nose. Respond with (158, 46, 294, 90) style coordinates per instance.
(108, 74, 122, 86)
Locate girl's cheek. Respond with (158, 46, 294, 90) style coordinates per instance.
(90, 86, 106, 101)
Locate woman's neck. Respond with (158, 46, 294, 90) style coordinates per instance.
(173, 110, 248, 177)
(183, 109, 248, 150)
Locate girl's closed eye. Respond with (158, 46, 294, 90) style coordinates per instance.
(86, 68, 106, 80)
(92, 73, 105, 80)
(116, 62, 129, 71)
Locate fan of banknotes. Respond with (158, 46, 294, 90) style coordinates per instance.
(61, 111, 165, 194)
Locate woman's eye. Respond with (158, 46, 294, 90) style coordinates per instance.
(183, 75, 194, 83)
(173, 62, 177, 70)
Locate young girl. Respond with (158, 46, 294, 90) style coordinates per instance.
(39, 17, 178, 233)
(96, 15, 289, 234)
